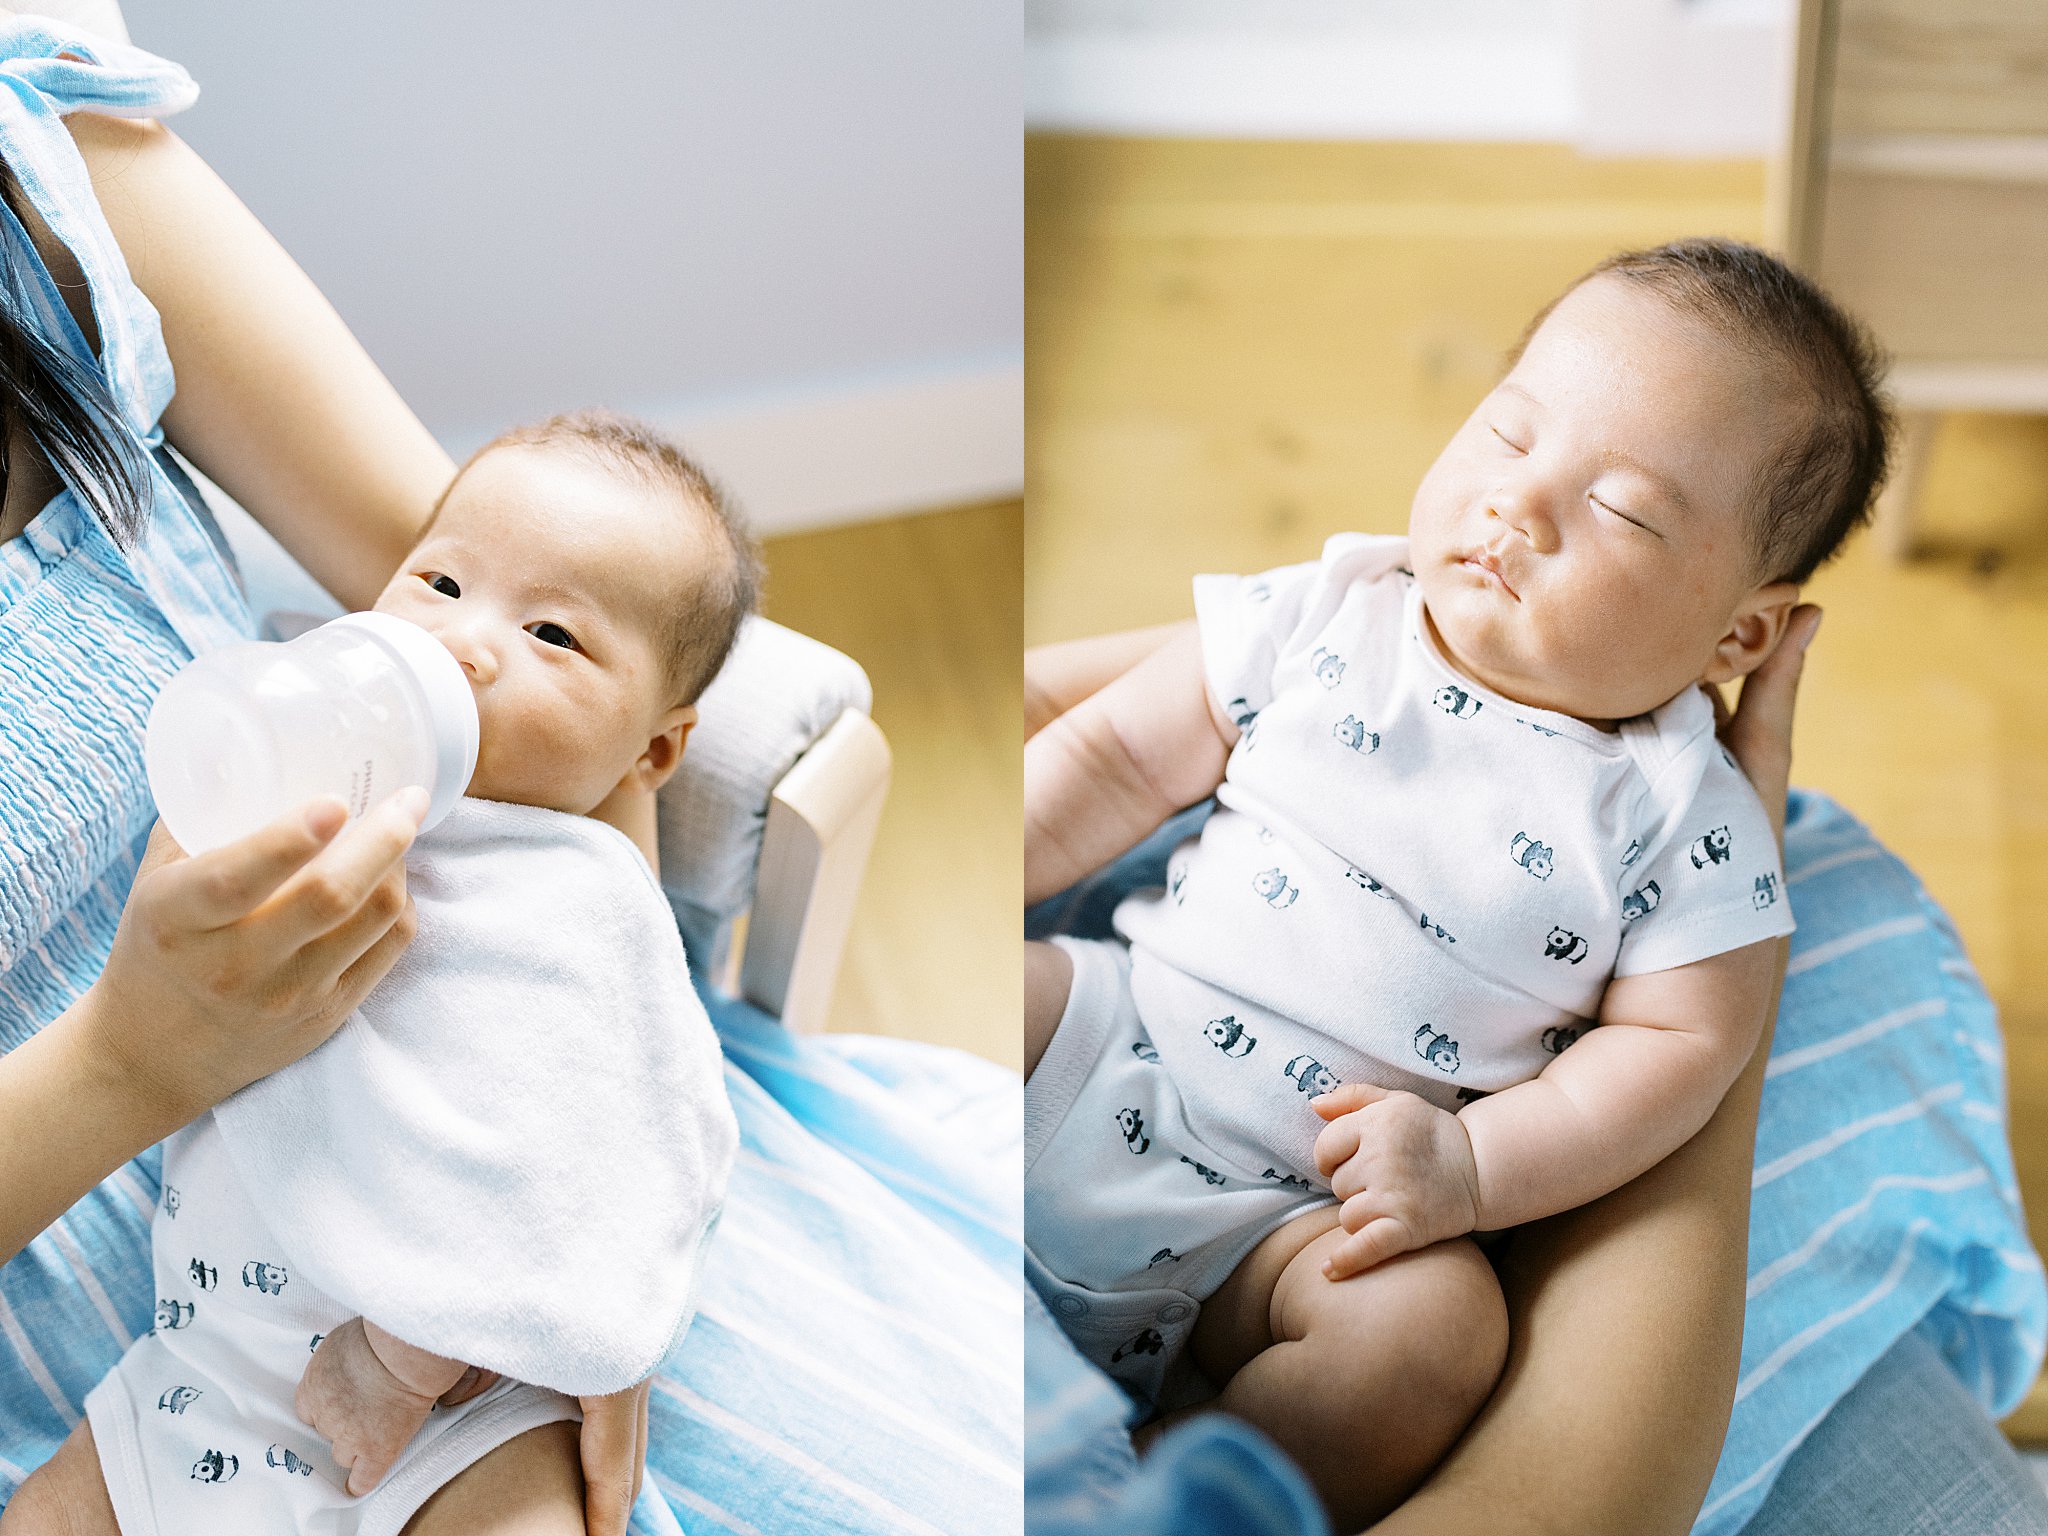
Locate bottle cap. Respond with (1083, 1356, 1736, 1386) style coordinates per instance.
(326, 612, 479, 833)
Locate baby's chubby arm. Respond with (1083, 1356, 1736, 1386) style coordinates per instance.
(296, 1317, 476, 1495)
(1025, 622, 1237, 905)
(1315, 937, 1781, 1279)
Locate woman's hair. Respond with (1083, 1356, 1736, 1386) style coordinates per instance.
(0, 167, 153, 548)
(1511, 237, 1895, 586)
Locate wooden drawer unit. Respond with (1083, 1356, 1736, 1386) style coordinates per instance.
(1775, 0, 2048, 552)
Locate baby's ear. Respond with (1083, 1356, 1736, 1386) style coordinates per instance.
(1703, 582, 1801, 685)
(638, 704, 699, 792)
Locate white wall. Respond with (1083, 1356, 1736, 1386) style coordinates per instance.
(1026, 0, 1792, 156)
(119, 1, 1022, 533)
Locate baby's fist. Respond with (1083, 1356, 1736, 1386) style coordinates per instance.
(1310, 1085, 1480, 1280)
(295, 1317, 438, 1495)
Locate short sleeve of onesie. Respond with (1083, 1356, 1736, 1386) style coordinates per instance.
(1613, 732, 1795, 977)
(1192, 533, 1407, 723)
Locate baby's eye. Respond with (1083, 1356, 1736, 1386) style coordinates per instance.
(527, 621, 579, 651)
(1489, 426, 1526, 453)
(421, 573, 460, 598)
(1589, 494, 1648, 531)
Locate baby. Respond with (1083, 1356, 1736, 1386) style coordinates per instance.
(1023, 239, 1890, 1528)
(14, 410, 758, 1534)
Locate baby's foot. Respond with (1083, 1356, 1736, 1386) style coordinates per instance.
(295, 1317, 450, 1495)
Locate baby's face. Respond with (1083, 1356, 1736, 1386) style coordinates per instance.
(1407, 274, 1799, 724)
(374, 445, 693, 813)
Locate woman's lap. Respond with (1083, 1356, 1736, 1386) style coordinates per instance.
(1747, 1324, 2048, 1536)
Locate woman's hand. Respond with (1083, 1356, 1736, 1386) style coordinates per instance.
(86, 787, 428, 1129)
(1711, 604, 1822, 842)
(577, 1380, 651, 1536)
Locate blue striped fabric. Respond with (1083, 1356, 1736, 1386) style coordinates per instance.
(0, 19, 1024, 1533)
(1026, 791, 2046, 1536)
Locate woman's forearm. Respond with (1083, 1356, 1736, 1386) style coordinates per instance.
(0, 987, 188, 1263)
(1025, 622, 1187, 740)
(68, 113, 454, 612)
(1373, 938, 1787, 1536)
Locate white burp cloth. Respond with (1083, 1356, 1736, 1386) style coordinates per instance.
(213, 796, 738, 1396)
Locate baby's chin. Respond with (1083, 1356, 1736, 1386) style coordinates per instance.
(1422, 592, 1675, 725)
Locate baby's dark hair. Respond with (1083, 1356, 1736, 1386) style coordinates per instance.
(1512, 238, 1894, 585)
(446, 409, 762, 708)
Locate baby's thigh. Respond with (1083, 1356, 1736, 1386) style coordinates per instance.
(400, 1421, 584, 1536)
(1274, 1229, 1509, 1405)
(1193, 1206, 1507, 1402)
(0, 1422, 121, 1536)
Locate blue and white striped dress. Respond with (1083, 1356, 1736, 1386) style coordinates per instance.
(0, 20, 1021, 1534)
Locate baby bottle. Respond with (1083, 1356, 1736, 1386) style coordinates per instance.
(145, 612, 479, 856)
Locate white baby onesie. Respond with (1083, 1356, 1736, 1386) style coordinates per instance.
(84, 798, 738, 1535)
(1114, 531, 1797, 1183)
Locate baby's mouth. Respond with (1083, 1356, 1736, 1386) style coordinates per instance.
(1460, 551, 1519, 601)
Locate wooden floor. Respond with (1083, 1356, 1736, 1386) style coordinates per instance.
(760, 500, 1022, 1071)
(1028, 134, 2048, 1418)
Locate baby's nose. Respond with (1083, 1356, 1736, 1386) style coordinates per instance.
(435, 623, 498, 685)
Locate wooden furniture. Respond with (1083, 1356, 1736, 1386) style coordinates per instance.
(1771, 0, 2048, 556)
(738, 708, 892, 1033)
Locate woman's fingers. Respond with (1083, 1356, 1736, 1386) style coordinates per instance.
(249, 789, 428, 952)
(148, 797, 348, 928)
(578, 1386, 646, 1536)
(1725, 605, 1821, 818)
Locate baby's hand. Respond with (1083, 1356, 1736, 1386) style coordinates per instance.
(296, 1318, 463, 1495)
(1311, 1085, 1481, 1281)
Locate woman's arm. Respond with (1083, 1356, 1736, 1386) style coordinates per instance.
(0, 792, 426, 1264)
(1025, 622, 1186, 739)
(1025, 626, 1233, 905)
(1370, 607, 1820, 1536)
(66, 112, 454, 611)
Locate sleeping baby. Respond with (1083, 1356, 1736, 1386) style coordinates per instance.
(1023, 239, 1891, 1528)
(15, 409, 757, 1534)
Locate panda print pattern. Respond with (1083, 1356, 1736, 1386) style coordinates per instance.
(1117, 1108, 1151, 1154)
(266, 1445, 316, 1477)
(190, 1450, 238, 1484)
(1283, 1054, 1340, 1096)
(188, 1259, 217, 1291)
(1432, 684, 1482, 719)
(1543, 927, 1590, 964)
(1179, 1155, 1228, 1187)
(1541, 1023, 1592, 1054)
(1333, 714, 1379, 754)
(1689, 826, 1732, 868)
(1311, 647, 1346, 688)
(157, 1386, 202, 1416)
(241, 1261, 288, 1296)
(1413, 1024, 1461, 1074)
(1621, 881, 1662, 922)
(1510, 833, 1554, 881)
(1204, 1014, 1257, 1057)
(1252, 868, 1298, 908)
(1753, 873, 1779, 909)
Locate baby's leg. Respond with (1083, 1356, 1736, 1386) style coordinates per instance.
(0, 1422, 120, 1536)
(1025, 939, 1073, 1078)
(400, 1420, 585, 1536)
(1185, 1206, 1509, 1532)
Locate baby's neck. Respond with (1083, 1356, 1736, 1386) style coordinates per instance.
(584, 779, 661, 876)
(1418, 599, 1624, 734)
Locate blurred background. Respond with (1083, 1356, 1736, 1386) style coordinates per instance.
(117, 0, 1022, 1068)
(1027, 0, 2048, 1429)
